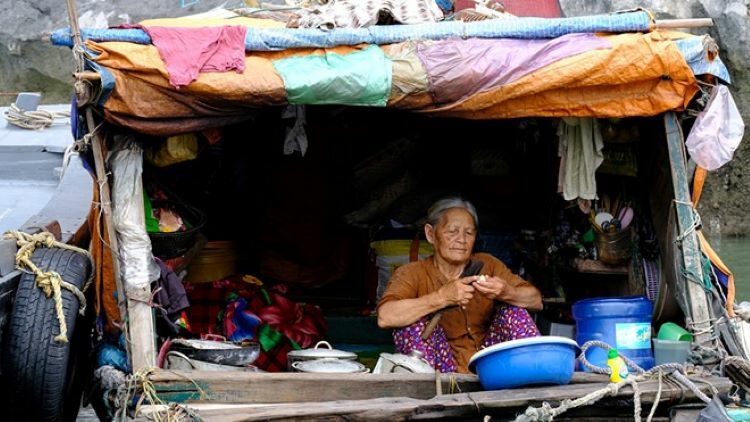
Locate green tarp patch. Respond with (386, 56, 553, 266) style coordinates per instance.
(273, 45, 392, 106)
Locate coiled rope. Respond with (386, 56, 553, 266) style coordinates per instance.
(116, 367, 204, 422)
(3, 103, 70, 130)
(3, 231, 93, 343)
(516, 340, 711, 422)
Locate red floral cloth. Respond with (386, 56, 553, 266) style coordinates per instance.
(184, 276, 327, 371)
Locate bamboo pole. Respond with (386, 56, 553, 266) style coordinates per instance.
(654, 18, 713, 29)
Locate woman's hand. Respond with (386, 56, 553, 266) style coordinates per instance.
(437, 276, 479, 307)
(473, 275, 509, 301)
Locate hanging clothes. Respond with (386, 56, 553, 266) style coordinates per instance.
(557, 117, 604, 201)
(281, 105, 308, 156)
(143, 25, 247, 89)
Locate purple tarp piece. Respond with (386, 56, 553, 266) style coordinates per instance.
(417, 33, 612, 104)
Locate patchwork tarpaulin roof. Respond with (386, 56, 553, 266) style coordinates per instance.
(51, 10, 730, 135)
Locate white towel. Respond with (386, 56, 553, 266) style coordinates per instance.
(557, 117, 604, 201)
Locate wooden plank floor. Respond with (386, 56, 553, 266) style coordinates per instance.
(151, 371, 612, 404)
(148, 371, 732, 421)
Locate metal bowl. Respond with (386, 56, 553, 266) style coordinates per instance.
(170, 339, 260, 367)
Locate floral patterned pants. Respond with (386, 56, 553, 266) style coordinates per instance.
(392, 303, 540, 373)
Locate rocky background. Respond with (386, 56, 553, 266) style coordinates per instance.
(1, 0, 747, 235)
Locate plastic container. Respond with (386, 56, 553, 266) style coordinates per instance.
(573, 296, 654, 370)
(657, 322, 693, 342)
(370, 239, 433, 302)
(185, 241, 237, 283)
(595, 227, 632, 265)
(652, 338, 690, 365)
(468, 336, 578, 390)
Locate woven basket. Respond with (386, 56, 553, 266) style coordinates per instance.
(148, 200, 206, 259)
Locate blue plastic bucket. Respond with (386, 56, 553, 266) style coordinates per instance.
(572, 296, 654, 370)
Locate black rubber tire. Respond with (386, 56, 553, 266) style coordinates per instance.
(2, 247, 92, 421)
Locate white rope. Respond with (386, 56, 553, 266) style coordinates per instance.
(645, 370, 663, 422)
(516, 341, 712, 421)
(3, 103, 70, 130)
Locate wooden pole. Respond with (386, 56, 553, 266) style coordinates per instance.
(65, 0, 156, 370)
(654, 18, 713, 29)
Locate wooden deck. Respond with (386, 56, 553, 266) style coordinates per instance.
(148, 371, 732, 421)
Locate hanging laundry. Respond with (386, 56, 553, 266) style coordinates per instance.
(153, 259, 190, 336)
(289, 0, 446, 29)
(143, 25, 247, 89)
(557, 117, 603, 201)
(281, 105, 308, 156)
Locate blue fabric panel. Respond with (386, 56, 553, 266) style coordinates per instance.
(674, 37, 731, 84)
(51, 11, 650, 50)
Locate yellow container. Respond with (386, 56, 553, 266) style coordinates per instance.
(185, 241, 238, 283)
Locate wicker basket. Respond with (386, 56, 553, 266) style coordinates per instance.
(148, 200, 206, 259)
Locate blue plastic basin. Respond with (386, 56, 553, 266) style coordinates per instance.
(468, 336, 578, 390)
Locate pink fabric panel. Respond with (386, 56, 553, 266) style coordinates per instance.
(144, 26, 247, 88)
(417, 33, 611, 104)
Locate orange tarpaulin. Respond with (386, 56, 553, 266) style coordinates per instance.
(89, 30, 697, 135)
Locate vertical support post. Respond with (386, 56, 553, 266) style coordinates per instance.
(663, 112, 714, 350)
(85, 110, 156, 370)
(67, 0, 155, 371)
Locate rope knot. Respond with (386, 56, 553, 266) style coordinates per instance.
(3, 230, 93, 343)
(35, 271, 60, 297)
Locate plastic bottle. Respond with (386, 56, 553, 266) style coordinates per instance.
(607, 349, 629, 382)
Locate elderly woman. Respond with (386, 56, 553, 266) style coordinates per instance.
(377, 198, 542, 373)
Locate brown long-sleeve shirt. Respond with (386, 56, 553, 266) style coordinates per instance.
(377, 253, 533, 373)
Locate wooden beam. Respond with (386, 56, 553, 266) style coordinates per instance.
(150, 371, 615, 405)
(654, 18, 713, 29)
(151, 371, 483, 404)
(83, 109, 135, 367)
(662, 113, 714, 355)
(173, 375, 731, 421)
(72, 71, 101, 82)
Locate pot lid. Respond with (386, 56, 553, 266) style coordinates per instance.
(287, 341, 357, 360)
(292, 358, 367, 373)
(468, 336, 578, 368)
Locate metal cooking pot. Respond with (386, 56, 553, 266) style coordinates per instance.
(286, 341, 357, 370)
(170, 339, 260, 367)
(291, 358, 368, 374)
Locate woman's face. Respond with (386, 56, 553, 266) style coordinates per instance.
(426, 208, 477, 265)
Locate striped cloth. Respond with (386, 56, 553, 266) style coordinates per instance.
(289, 0, 446, 29)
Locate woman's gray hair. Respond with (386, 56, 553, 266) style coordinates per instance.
(426, 197, 479, 228)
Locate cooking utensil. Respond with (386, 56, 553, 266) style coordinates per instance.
(421, 258, 484, 340)
(589, 212, 604, 234)
(165, 350, 264, 372)
(286, 341, 357, 370)
(601, 218, 621, 234)
(291, 358, 368, 373)
(373, 350, 435, 374)
(170, 339, 260, 367)
(619, 207, 634, 230)
(594, 212, 614, 228)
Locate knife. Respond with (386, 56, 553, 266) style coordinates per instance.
(420, 259, 485, 340)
